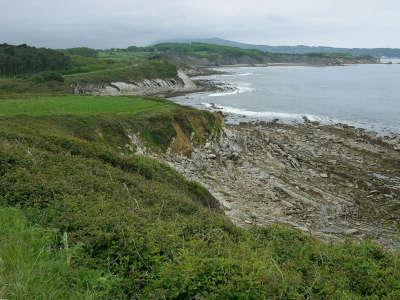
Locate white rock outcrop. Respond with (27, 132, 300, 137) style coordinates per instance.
(73, 70, 198, 96)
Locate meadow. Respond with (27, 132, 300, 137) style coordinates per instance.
(0, 95, 173, 116)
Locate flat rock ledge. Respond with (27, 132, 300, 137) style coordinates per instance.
(161, 122, 400, 249)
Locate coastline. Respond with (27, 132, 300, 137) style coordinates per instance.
(163, 66, 400, 249)
(172, 64, 400, 138)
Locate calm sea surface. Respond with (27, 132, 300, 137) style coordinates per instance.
(173, 64, 400, 134)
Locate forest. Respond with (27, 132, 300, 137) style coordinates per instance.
(0, 44, 71, 77)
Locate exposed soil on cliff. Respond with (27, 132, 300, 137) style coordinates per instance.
(161, 121, 400, 249)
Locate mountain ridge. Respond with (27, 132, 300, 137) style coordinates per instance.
(152, 37, 400, 58)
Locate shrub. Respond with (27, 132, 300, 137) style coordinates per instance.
(31, 71, 65, 84)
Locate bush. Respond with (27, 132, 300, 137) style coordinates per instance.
(0, 207, 111, 298)
(31, 71, 65, 84)
(64, 47, 98, 58)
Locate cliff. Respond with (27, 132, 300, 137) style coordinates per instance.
(73, 70, 199, 96)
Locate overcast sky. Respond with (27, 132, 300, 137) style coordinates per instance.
(1, 0, 400, 49)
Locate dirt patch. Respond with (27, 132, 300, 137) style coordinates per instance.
(170, 120, 192, 155)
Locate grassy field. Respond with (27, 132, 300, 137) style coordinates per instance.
(0, 96, 174, 116)
(0, 96, 399, 299)
(0, 208, 105, 299)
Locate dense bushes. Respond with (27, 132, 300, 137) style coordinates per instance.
(152, 42, 265, 57)
(0, 208, 113, 298)
(0, 44, 71, 77)
(63, 47, 98, 57)
(31, 71, 64, 83)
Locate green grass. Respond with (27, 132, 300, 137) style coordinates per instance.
(0, 77, 69, 97)
(0, 207, 112, 299)
(0, 95, 174, 116)
(65, 61, 177, 84)
(0, 96, 399, 298)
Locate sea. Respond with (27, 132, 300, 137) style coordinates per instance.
(172, 63, 400, 135)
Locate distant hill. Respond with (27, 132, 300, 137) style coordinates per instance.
(147, 42, 377, 66)
(153, 38, 400, 58)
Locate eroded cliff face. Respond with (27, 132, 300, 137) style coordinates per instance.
(73, 70, 199, 96)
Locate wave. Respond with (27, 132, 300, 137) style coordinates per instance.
(196, 102, 398, 135)
(208, 85, 255, 97)
(201, 103, 342, 124)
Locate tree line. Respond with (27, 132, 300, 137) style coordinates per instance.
(0, 43, 71, 77)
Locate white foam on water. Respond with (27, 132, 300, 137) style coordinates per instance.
(208, 84, 255, 97)
(208, 90, 240, 97)
(201, 103, 344, 124)
(174, 66, 400, 135)
(197, 102, 398, 135)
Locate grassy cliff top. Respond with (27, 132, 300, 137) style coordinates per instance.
(0, 96, 172, 116)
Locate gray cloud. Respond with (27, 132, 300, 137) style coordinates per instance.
(1, 0, 400, 48)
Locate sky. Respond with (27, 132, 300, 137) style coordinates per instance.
(1, 0, 400, 49)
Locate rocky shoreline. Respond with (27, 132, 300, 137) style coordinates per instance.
(100, 65, 400, 249)
(160, 120, 400, 249)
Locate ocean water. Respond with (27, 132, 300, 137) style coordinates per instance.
(172, 64, 400, 134)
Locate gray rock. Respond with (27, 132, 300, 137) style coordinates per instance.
(321, 226, 344, 234)
(228, 152, 240, 161)
(221, 202, 232, 211)
(345, 228, 359, 235)
(249, 212, 257, 219)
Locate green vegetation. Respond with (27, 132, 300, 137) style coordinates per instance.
(151, 42, 266, 60)
(62, 54, 122, 75)
(0, 42, 394, 298)
(0, 44, 71, 77)
(62, 47, 99, 57)
(146, 43, 378, 66)
(0, 207, 108, 299)
(0, 96, 173, 116)
(0, 43, 178, 96)
(31, 71, 65, 84)
(65, 61, 177, 84)
(163, 38, 400, 58)
(0, 95, 399, 299)
(0, 76, 69, 96)
(0, 58, 177, 97)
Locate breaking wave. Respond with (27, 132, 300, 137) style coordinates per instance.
(201, 103, 342, 124)
(208, 84, 255, 97)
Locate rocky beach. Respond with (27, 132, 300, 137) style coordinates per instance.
(159, 119, 400, 249)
